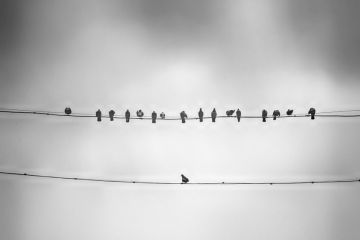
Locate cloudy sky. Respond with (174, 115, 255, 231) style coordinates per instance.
(0, 1, 360, 239)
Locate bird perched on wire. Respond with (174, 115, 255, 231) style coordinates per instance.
(308, 108, 316, 120)
(262, 109, 268, 122)
(160, 112, 165, 119)
(109, 110, 115, 121)
(236, 109, 241, 122)
(64, 107, 72, 115)
(211, 108, 217, 122)
(226, 110, 235, 117)
(286, 109, 293, 115)
(181, 174, 189, 184)
(125, 110, 130, 122)
(180, 111, 188, 123)
(136, 110, 144, 118)
(96, 109, 102, 122)
(198, 108, 204, 122)
(152, 111, 157, 123)
(273, 110, 280, 120)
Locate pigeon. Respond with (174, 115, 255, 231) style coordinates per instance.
(180, 111, 188, 123)
(273, 110, 280, 120)
(152, 111, 157, 123)
(236, 109, 241, 122)
(226, 110, 235, 116)
(198, 108, 204, 122)
(64, 107, 72, 115)
(262, 109, 268, 122)
(125, 110, 130, 122)
(136, 110, 144, 118)
(96, 109, 102, 122)
(181, 174, 189, 184)
(211, 108, 217, 122)
(286, 109, 293, 115)
(109, 110, 115, 121)
(308, 108, 316, 120)
(160, 112, 165, 119)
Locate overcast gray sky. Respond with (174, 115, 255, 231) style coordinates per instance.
(0, 1, 360, 240)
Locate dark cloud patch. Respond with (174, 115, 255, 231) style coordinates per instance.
(285, 0, 360, 81)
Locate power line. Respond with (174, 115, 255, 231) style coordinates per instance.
(0, 171, 359, 185)
(1, 108, 360, 122)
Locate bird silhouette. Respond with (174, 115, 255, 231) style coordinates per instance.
(262, 109, 268, 122)
(152, 111, 157, 123)
(286, 109, 293, 115)
(211, 108, 217, 122)
(125, 110, 130, 122)
(273, 110, 280, 120)
(64, 107, 72, 115)
(198, 108, 204, 122)
(226, 110, 235, 116)
(136, 110, 144, 118)
(308, 108, 316, 120)
(236, 109, 241, 122)
(160, 112, 165, 119)
(109, 110, 115, 121)
(96, 109, 102, 122)
(180, 111, 188, 123)
(181, 174, 189, 184)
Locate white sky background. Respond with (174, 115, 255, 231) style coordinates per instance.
(0, 0, 360, 239)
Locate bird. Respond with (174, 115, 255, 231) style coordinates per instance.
(308, 108, 316, 120)
(64, 107, 72, 115)
(211, 108, 217, 122)
(160, 112, 165, 119)
(226, 110, 235, 116)
(136, 110, 144, 118)
(198, 108, 204, 122)
(236, 109, 241, 122)
(181, 174, 189, 184)
(262, 109, 268, 122)
(96, 109, 102, 122)
(109, 110, 115, 121)
(125, 110, 130, 122)
(273, 110, 280, 120)
(180, 111, 188, 123)
(152, 111, 157, 123)
(286, 109, 293, 115)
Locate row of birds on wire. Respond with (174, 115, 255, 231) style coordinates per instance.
(62, 107, 317, 123)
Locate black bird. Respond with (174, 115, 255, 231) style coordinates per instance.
(273, 110, 280, 120)
(96, 109, 102, 122)
(160, 112, 165, 119)
(211, 108, 217, 122)
(236, 109, 241, 122)
(198, 108, 204, 122)
(262, 109, 268, 122)
(181, 174, 189, 184)
(226, 110, 235, 116)
(308, 108, 316, 120)
(64, 107, 72, 115)
(286, 109, 293, 115)
(152, 111, 157, 123)
(180, 111, 188, 123)
(136, 110, 144, 118)
(109, 110, 115, 121)
(125, 110, 130, 122)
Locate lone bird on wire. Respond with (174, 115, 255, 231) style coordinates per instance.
(64, 107, 72, 115)
(211, 108, 217, 122)
(273, 110, 280, 120)
(198, 108, 204, 122)
(181, 174, 189, 184)
(226, 110, 235, 116)
(125, 110, 130, 122)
